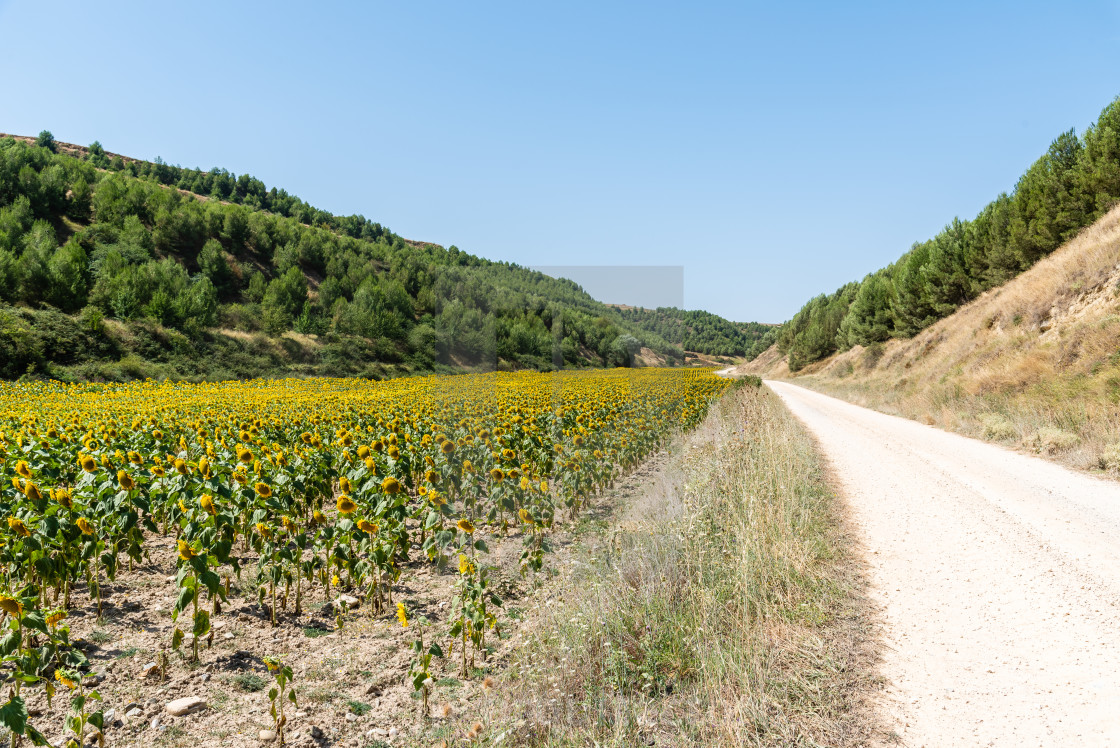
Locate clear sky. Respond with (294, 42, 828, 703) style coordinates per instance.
(3, 0, 1119, 323)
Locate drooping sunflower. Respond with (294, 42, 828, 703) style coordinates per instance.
(177, 539, 197, 561)
(200, 494, 217, 516)
(15, 460, 31, 479)
(117, 470, 135, 491)
(356, 519, 377, 534)
(7, 517, 30, 537)
(395, 602, 409, 628)
(54, 669, 77, 690)
(456, 518, 475, 534)
(0, 596, 23, 616)
(76, 517, 95, 535)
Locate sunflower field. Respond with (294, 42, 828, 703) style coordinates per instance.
(0, 368, 728, 743)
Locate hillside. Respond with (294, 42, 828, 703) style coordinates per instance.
(0, 132, 759, 381)
(745, 201, 1120, 475)
(755, 95, 1120, 373)
(609, 304, 778, 358)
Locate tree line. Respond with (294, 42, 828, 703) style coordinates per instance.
(775, 96, 1120, 371)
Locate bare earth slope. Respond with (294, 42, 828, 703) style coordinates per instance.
(767, 380, 1120, 746)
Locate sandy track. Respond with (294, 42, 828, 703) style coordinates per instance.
(768, 381, 1120, 747)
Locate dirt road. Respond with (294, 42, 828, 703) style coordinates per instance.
(767, 381, 1120, 747)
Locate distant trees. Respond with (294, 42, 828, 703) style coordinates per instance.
(775, 95, 1120, 371)
(615, 306, 774, 357)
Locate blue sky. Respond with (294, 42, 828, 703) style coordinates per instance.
(2, 0, 1119, 322)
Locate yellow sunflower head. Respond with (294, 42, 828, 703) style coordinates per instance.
(7, 517, 31, 537)
(336, 495, 357, 515)
(177, 539, 197, 561)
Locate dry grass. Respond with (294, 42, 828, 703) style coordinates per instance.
(488, 382, 878, 747)
(777, 201, 1120, 475)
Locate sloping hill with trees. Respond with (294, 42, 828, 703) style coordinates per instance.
(763, 95, 1120, 372)
(612, 305, 777, 357)
(0, 132, 757, 380)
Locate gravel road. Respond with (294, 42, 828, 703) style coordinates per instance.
(768, 380, 1120, 747)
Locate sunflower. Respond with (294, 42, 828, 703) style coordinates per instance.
(256, 522, 273, 540)
(54, 669, 78, 690)
(336, 495, 357, 515)
(254, 482, 272, 498)
(518, 508, 533, 524)
(458, 554, 475, 576)
(174, 458, 189, 475)
(52, 486, 73, 509)
(200, 494, 217, 516)
(388, 446, 400, 460)
(177, 539, 197, 561)
(15, 460, 31, 479)
(424, 469, 439, 484)
(396, 602, 409, 628)
(117, 470, 135, 491)
(312, 510, 327, 525)
(356, 445, 370, 459)
(237, 445, 253, 463)
(381, 476, 401, 495)
(456, 518, 475, 534)
(23, 482, 42, 502)
(7, 517, 30, 537)
(363, 457, 376, 473)
(78, 454, 97, 472)
(46, 610, 66, 628)
(489, 468, 504, 482)
(339, 476, 352, 493)
(441, 440, 456, 454)
(76, 517, 95, 535)
(0, 596, 23, 616)
(356, 519, 377, 534)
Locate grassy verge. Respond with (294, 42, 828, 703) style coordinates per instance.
(490, 380, 875, 747)
(795, 357, 1120, 476)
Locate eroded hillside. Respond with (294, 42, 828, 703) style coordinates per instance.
(744, 202, 1120, 474)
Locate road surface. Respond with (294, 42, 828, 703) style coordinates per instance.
(767, 380, 1120, 747)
